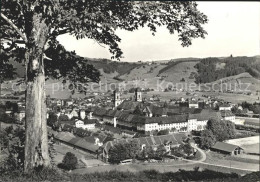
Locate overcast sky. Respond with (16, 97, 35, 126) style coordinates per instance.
(58, 2, 260, 62)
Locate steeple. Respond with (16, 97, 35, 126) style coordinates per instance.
(114, 88, 121, 107)
(135, 87, 142, 102)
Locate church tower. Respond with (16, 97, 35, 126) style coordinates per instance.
(114, 89, 121, 107)
(135, 88, 142, 102)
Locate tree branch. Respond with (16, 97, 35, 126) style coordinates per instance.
(1, 13, 27, 43)
(2, 38, 26, 44)
(50, 28, 71, 38)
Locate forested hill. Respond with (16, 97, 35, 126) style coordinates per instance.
(194, 56, 260, 83)
(10, 55, 260, 84)
(85, 58, 145, 76)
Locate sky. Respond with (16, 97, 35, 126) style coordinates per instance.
(57, 2, 260, 62)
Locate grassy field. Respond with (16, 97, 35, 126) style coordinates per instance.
(205, 151, 259, 171)
(241, 143, 260, 154)
(72, 160, 254, 176)
(140, 90, 260, 104)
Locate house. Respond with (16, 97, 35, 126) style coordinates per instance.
(221, 110, 236, 123)
(53, 132, 100, 155)
(102, 133, 187, 162)
(79, 110, 86, 119)
(189, 100, 199, 108)
(75, 119, 97, 130)
(219, 103, 232, 111)
(15, 107, 25, 122)
(70, 109, 79, 118)
(65, 99, 73, 106)
(211, 142, 244, 155)
(83, 119, 97, 130)
(5, 108, 13, 116)
(92, 107, 107, 121)
(84, 133, 114, 147)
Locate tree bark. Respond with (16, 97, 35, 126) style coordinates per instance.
(24, 12, 50, 172)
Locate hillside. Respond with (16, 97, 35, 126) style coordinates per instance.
(194, 56, 260, 84)
(158, 60, 199, 84)
(200, 72, 260, 93)
(5, 55, 260, 99)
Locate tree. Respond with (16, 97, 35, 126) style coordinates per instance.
(206, 119, 235, 141)
(108, 140, 139, 164)
(180, 78, 185, 82)
(61, 152, 78, 171)
(182, 143, 194, 156)
(200, 129, 216, 149)
(47, 112, 58, 127)
(124, 140, 140, 160)
(58, 114, 69, 122)
(225, 120, 236, 139)
(0, 60, 16, 99)
(157, 129, 169, 136)
(108, 143, 128, 164)
(156, 144, 167, 159)
(146, 146, 157, 159)
(1, 1, 208, 172)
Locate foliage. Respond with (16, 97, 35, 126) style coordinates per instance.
(171, 143, 194, 158)
(180, 78, 185, 82)
(241, 102, 260, 114)
(200, 129, 216, 149)
(73, 127, 91, 137)
(0, 58, 16, 84)
(1, 167, 254, 182)
(194, 57, 260, 83)
(0, 128, 8, 149)
(0, 126, 25, 172)
(0, 113, 15, 123)
(108, 140, 140, 164)
(1, 0, 208, 171)
(141, 145, 166, 160)
(60, 152, 78, 171)
(157, 129, 169, 136)
(235, 125, 260, 133)
(58, 114, 69, 121)
(155, 144, 167, 159)
(206, 119, 236, 142)
(47, 112, 58, 127)
(1, 0, 208, 66)
(182, 143, 194, 156)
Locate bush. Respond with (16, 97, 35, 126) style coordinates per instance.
(59, 152, 78, 170)
(157, 129, 169, 136)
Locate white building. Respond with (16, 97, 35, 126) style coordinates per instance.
(75, 119, 96, 130)
(219, 103, 232, 111)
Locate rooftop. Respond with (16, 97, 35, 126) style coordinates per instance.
(211, 142, 242, 153)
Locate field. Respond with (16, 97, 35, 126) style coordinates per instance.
(141, 90, 260, 104)
(72, 159, 255, 176)
(204, 151, 259, 172)
(241, 143, 260, 154)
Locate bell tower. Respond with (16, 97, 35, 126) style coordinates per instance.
(114, 89, 121, 107)
(135, 88, 142, 102)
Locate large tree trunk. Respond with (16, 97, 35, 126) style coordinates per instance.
(24, 12, 50, 172)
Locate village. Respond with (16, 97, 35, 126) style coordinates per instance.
(1, 86, 259, 174)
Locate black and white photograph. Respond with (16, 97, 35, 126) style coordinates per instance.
(0, 1, 259, 181)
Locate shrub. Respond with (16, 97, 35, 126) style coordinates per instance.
(59, 152, 78, 170)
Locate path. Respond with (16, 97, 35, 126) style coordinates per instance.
(191, 143, 206, 162)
